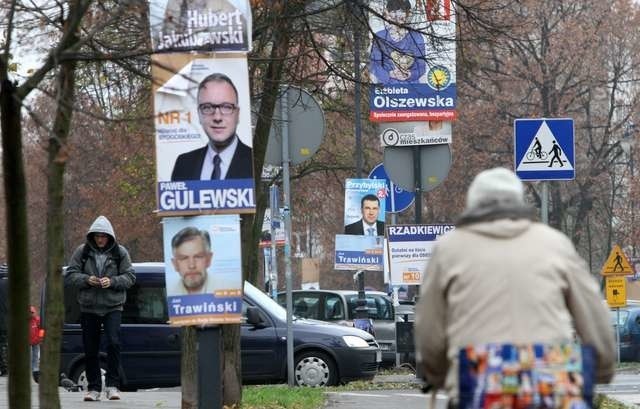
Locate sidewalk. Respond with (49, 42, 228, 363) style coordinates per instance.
(1, 373, 639, 408)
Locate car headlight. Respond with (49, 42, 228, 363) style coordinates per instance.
(342, 335, 369, 348)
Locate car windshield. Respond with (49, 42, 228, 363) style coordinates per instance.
(610, 309, 629, 326)
(244, 281, 287, 322)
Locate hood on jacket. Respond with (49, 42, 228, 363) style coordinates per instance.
(457, 167, 535, 231)
(86, 215, 116, 250)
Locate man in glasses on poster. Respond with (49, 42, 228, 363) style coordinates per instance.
(171, 72, 253, 181)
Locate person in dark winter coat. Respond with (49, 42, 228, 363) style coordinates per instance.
(65, 216, 135, 401)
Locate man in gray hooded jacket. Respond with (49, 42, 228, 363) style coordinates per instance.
(65, 216, 135, 401)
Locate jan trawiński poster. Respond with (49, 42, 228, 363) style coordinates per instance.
(163, 214, 243, 326)
(368, 0, 456, 122)
(152, 54, 255, 214)
(148, 0, 252, 53)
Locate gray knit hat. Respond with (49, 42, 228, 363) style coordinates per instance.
(465, 167, 525, 212)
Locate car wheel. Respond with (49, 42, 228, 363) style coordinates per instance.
(71, 362, 106, 391)
(294, 351, 337, 387)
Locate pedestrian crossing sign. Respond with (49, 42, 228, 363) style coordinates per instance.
(601, 244, 634, 276)
(514, 118, 575, 181)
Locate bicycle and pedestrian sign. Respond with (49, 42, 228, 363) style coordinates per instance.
(514, 118, 575, 181)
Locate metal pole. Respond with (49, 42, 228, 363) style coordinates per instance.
(269, 185, 280, 299)
(197, 327, 222, 409)
(353, 2, 362, 179)
(413, 146, 423, 380)
(351, 1, 367, 314)
(281, 88, 295, 386)
(541, 182, 548, 224)
(413, 146, 422, 224)
(616, 307, 621, 363)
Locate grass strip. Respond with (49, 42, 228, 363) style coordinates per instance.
(240, 385, 325, 409)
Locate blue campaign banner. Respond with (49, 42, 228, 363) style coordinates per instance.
(157, 178, 255, 214)
(369, 83, 456, 122)
(344, 178, 387, 228)
(167, 294, 242, 326)
(335, 234, 384, 271)
(386, 224, 454, 242)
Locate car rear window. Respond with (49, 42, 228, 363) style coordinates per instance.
(345, 294, 393, 320)
(64, 282, 168, 325)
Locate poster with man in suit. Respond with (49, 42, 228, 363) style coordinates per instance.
(153, 55, 255, 214)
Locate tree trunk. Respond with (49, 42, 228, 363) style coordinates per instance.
(221, 1, 295, 405)
(0, 79, 31, 409)
(40, 52, 77, 409)
(221, 324, 241, 407)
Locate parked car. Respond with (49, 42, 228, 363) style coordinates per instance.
(611, 305, 640, 362)
(276, 289, 398, 366)
(395, 300, 415, 322)
(50, 262, 380, 390)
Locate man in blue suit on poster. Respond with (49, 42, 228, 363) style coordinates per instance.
(171, 73, 253, 181)
(370, 0, 426, 84)
(345, 194, 385, 236)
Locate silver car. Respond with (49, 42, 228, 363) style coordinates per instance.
(277, 289, 398, 366)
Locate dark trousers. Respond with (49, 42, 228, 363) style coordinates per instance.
(80, 311, 122, 392)
(0, 332, 7, 374)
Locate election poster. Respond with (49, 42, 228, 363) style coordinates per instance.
(152, 54, 255, 214)
(386, 224, 454, 285)
(148, 0, 252, 53)
(343, 178, 387, 236)
(163, 215, 243, 326)
(334, 234, 385, 271)
(368, 0, 456, 122)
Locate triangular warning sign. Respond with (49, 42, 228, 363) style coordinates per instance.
(601, 244, 634, 276)
(516, 121, 574, 172)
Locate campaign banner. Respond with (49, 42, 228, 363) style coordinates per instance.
(149, 0, 252, 53)
(152, 54, 255, 215)
(335, 234, 385, 271)
(343, 178, 387, 236)
(163, 215, 243, 326)
(380, 120, 452, 146)
(386, 224, 454, 285)
(369, 83, 456, 122)
(158, 179, 254, 213)
(368, 0, 456, 122)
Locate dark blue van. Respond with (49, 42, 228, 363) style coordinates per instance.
(611, 305, 640, 362)
(58, 262, 380, 390)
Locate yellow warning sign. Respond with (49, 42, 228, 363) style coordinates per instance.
(601, 244, 634, 276)
(606, 276, 627, 308)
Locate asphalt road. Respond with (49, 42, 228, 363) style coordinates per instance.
(1, 373, 639, 409)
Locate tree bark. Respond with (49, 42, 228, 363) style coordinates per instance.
(181, 326, 197, 409)
(0, 79, 31, 409)
(39, 48, 77, 409)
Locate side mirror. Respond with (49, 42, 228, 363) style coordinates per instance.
(246, 307, 264, 327)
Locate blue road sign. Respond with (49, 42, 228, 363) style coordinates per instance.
(514, 118, 575, 181)
(369, 163, 415, 213)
